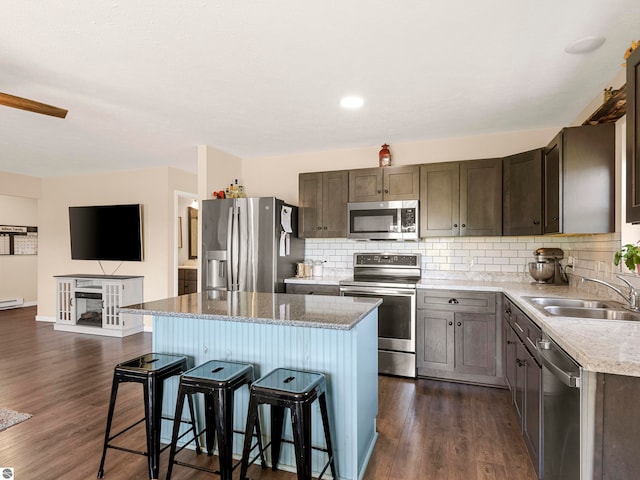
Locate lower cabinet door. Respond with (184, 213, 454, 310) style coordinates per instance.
(514, 341, 526, 425)
(505, 320, 517, 394)
(524, 350, 541, 476)
(455, 312, 496, 376)
(417, 310, 455, 372)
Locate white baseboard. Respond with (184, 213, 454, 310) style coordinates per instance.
(0, 297, 23, 309)
(36, 315, 56, 323)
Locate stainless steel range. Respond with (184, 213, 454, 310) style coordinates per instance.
(339, 253, 421, 378)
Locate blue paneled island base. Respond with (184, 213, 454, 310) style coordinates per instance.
(121, 291, 381, 480)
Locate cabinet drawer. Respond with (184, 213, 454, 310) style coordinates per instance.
(286, 283, 340, 296)
(525, 316, 542, 355)
(418, 289, 496, 314)
(510, 300, 542, 355)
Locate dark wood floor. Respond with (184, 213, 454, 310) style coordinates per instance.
(0, 306, 536, 479)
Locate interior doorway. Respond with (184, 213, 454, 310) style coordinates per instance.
(174, 190, 198, 296)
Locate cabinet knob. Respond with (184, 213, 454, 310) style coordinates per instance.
(457, 322, 462, 327)
(317, 226, 322, 230)
(323, 226, 327, 230)
(384, 189, 389, 194)
(377, 190, 382, 194)
(507, 340, 516, 345)
(553, 216, 559, 221)
(517, 358, 525, 367)
(533, 220, 540, 225)
(461, 224, 466, 228)
(448, 298, 459, 304)
(448, 321, 453, 326)
(453, 224, 458, 228)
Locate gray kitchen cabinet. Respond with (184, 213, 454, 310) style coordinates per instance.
(543, 124, 614, 234)
(524, 339, 541, 473)
(420, 158, 502, 237)
(503, 295, 542, 478)
(503, 310, 517, 393)
(592, 373, 640, 479)
(419, 162, 460, 237)
(626, 46, 640, 223)
(178, 267, 197, 295)
(503, 149, 543, 236)
(285, 283, 340, 296)
(348, 165, 419, 202)
(298, 170, 348, 238)
(417, 289, 502, 386)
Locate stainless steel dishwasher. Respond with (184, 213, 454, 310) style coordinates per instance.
(537, 333, 581, 480)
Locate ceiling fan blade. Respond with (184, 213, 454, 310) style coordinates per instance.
(0, 92, 67, 119)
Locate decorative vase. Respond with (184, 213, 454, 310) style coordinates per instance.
(379, 144, 391, 167)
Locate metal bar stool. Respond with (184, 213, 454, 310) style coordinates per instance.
(97, 353, 200, 480)
(240, 368, 337, 480)
(166, 360, 266, 480)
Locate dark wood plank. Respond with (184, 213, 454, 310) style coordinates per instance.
(0, 306, 537, 480)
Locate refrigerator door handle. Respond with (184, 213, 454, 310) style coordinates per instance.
(237, 201, 248, 291)
(231, 205, 240, 290)
(226, 206, 234, 290)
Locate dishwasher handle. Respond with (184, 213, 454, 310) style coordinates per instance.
(537, 339, 581, 388)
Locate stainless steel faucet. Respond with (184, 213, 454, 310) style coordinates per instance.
(581, 275, 640, 311)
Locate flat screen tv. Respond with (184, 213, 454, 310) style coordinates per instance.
(69, 204, 143, 261)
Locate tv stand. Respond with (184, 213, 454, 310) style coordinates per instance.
(54, 274, 144, 337)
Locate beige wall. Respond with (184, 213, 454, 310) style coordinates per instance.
(0, 194, 38, 305)
(36, 166, 196, 321)
(198, 145, 242, 201)
(240, 127, 560, 204)
(0, 171, 42, 199)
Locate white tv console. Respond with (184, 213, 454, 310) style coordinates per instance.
(54, 274, 144, 337)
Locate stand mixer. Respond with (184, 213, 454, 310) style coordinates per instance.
(529, 248, 568, 284)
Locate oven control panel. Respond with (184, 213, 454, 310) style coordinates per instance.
(354, 253, 420, 267)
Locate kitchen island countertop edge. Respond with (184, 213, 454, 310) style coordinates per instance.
(120, 290, 381, 330)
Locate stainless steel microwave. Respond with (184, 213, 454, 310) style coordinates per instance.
(347, 200, 419, 240)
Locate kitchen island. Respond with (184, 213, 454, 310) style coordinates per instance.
(120, 290, 381, 480)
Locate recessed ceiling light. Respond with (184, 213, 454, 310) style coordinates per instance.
(340, 96, 364, 109)
(564, 35, 606, 54)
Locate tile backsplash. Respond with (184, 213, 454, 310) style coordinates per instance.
(303, 232, 636, 296)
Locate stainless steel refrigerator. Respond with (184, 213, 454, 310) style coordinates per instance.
(201, 197, 304, 293)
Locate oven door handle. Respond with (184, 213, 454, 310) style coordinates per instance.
(340, 286, 415, 296)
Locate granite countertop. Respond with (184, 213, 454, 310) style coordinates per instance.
(284, 274, 350, 285)
(120, 290, 381, 331)
(416, 278, 640, 377)
(285, 275, 640, 377)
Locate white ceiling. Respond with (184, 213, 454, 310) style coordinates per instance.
(2, 1, 640, 178)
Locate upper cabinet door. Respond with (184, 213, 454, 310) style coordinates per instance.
(298, 172, 323, 238)
(503, 149, 543, 236)
(383, 165, 420, 201)
(543, 134, 561, 234)
(321, 170, 349, 237)
(420, 162, 460, 237)
(627, 46, 640, 223)
(348, 168, 383, 202)
(348, 165, 420, 202)
(460, 158, 503, 236)
(298, 171, 349, 238)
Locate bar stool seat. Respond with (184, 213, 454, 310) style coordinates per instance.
(240, 368, 337, 480)
(97, 353, 199, 480)
(166, 360, 266, 480)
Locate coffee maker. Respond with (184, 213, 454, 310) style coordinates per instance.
(528, 248, 568, 284)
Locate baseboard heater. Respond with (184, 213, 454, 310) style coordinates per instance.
(0, 298, 24, 310)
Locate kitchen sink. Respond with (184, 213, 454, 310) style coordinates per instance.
(543, 306, 640, 321)
(524, 296, 640, 321)
(528, 297, 615, 309)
